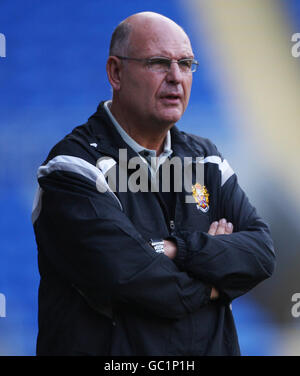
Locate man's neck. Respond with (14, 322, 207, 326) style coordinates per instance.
(110, 101, 172, 156)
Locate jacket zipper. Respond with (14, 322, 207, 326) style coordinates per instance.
(169, 220, 175, 235)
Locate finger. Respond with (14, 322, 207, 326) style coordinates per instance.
(215, 218, 227, 235)
(225, 222, 233, 235)
(208, 221, 219, 236)
(210, 287, 219, 300)
(163, 240, 177, 259)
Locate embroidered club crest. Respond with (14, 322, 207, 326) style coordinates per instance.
(192, 183, 209, 213)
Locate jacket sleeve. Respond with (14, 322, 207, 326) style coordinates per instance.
(172, 171, 276, 303)
(33, 149, 212, 321)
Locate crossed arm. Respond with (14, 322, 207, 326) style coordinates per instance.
(164, 218, 234, 300)
(36, 154, 275, 319)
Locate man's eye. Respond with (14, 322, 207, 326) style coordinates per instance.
(179, 59, 192, 68)
(148, 59, 170, 68)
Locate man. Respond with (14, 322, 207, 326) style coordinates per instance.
(32, 12, 275, 356)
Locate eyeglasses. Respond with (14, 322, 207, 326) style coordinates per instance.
(115, 56, 199, 73)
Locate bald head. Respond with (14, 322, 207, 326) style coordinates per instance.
(106, 11, 194, 135)
(125, 11, 186, 33)
(109, 12, 191, 57)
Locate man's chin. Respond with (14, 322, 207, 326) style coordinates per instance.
(157, 109, 183, 125)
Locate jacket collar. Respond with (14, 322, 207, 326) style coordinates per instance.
(88, 101, 137, 161)
(88, 101, 203, 161)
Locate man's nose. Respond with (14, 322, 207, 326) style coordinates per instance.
(165, 62, 184, 84)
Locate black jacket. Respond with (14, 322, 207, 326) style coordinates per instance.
(32, 102, 275, 356)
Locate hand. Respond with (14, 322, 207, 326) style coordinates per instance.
(210, 287, 219, 300)
(208, 219, 233, 300)
(163, 239, 177, 260)
(208, 218, 233, 236)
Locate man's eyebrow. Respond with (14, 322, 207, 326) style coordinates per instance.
(148, 55, 195, 60)
(180, 56, 194, 60)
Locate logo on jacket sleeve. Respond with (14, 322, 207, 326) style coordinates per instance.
(192, 183, 209, 213)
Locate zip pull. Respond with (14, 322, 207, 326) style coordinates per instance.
(170, 220, 175, 231)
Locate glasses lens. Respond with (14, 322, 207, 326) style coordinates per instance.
(147, 57, 198, 73)
(191, 62, 198, 73)
(147, 58, 171, 72)
(178, 59, 194, 73)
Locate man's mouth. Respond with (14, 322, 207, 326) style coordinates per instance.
(160, 94, 182, 104)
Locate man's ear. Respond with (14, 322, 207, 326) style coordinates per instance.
(106, 56, 122, 91)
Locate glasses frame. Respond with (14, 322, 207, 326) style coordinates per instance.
(115, 55, 199, 73)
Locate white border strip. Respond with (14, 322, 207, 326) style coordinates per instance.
(35, 155, 122, 222)
(199, 156, 234, 186)
(31, 186, 43, 224)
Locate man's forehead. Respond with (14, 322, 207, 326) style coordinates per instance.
(138, 44, 194, 59)
(128, 18, 193, 57)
